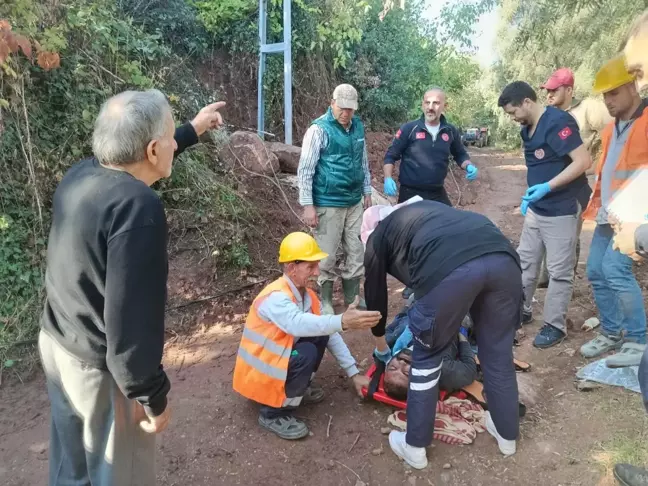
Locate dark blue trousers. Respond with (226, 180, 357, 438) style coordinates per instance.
(640, 346, 648, 413)
(259, 336, 329, 419)
(405, 253, 522, 447)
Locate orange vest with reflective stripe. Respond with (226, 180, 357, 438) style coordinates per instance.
(232, 276, 321, 408)
(583, 106, 648, 220)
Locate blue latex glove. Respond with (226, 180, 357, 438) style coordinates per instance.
(384, 177, 398, 196)
(374, 346, 392, 364)
(392, 326, 413, 356)
(522, 182, 551, 203)
(459, 326, 468, 338)
(520, 199, 530, 216)
(465, 164, 478, 181)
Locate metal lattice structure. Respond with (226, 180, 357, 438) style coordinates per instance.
(257, 0, 292, 144)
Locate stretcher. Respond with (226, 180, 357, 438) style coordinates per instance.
(360, 355, 531, 415)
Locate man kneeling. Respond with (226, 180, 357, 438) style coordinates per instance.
(233, 232, 381, 439)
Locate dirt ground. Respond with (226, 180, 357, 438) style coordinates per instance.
(2, 146, 648, 486)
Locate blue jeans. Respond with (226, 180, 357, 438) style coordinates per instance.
(586, 224, 646, 343)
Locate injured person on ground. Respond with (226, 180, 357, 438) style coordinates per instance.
(383, 305, 477, 400)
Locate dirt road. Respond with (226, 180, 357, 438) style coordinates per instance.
(1, 148, 647, 486)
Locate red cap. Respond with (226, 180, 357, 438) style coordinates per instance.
(541, 68, 575, 90)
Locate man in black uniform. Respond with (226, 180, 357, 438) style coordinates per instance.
(363, 200, 522, 469)
(382, 87, 478, 205)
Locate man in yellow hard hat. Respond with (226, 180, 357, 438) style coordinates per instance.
(610, 12, 648, 486)
(580, 55, 647, 369)
(232, 232, 381, 440)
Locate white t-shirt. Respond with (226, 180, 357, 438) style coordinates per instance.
(425, 123, 441, 141)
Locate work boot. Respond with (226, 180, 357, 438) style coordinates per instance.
(485, 411, 516, 456)
(258, 414, 309, 440)
(580, 333, 623, 359)
(342, 278, 366, 309)
(533, 324, 566, 349)
(302, 384, 325, 405)
(606, 342, 646, 368)
(614, 463, 648, 486)
(320, 281, 334, 315)
(388, 431, 428, 469)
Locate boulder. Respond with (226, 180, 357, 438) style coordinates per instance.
(220, 131, 280, 176)
(266, 142, 302, 174)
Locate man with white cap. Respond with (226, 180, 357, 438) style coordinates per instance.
(297, 84, 372, 314)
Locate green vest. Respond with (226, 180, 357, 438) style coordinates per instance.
(311, 108, 365, 208)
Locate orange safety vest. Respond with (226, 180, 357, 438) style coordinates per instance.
(583, 105, 648, 220)
(232, 276, 322, 408)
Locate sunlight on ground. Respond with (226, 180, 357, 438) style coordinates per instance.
(491, 164, 527, 171)
(592, 435, 648, 486)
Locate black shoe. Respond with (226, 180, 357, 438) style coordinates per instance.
(536, 280, 548, 290)
(614, 464, 648, 486)
(522, 310, 534, 325)
(402, 287, 414, 299)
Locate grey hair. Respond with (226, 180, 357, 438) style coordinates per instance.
(92, 89, 171, 166)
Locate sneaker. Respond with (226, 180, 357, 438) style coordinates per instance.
(533, 324, 566, 349)
(614, 463, 648, 486)
(484, 412, 516, 456)
(258, 414, 309, 440)
(388, 431, 428, 469)
(302, 384, 325, 405)
(580, 333, 623, 359)
(606, 342, 646, 368)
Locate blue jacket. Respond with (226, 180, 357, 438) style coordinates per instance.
(384, 115, 470, 189)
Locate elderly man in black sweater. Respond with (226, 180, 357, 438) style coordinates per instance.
(362, 200, 523, 469)
(38, 89, 224, 486)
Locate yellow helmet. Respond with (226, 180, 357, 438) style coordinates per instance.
(593, 54, 637, 94)
(278, 232, 328, 263)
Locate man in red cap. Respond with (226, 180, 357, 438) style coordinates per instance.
(541, 68, 612, 154)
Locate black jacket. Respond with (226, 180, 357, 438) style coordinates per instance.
(41, 123, 199, 417)
(364, 201, 520, 336)
(384, 115, 470, 189)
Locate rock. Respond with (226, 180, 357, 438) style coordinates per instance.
(29, 441, 49, 454)
(408, 477, 417, 485)
(371, 447, 382, 456)
(576, 380, 602, 392)
(443, 463, 451, 469)
(380, 427, 391, 435)
(582, 317, 600, 331)
(355, 480, 367, 486)
(266, 142, 301, 173)
(308, 431, 314, 437)
(561, 348, 576, 357)
(440, 472, 451, 483)
(220, 131, 280, 176)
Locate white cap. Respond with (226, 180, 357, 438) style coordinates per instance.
(332, 84, 358, 110)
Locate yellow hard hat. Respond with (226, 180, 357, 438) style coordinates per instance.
(278, 232, 328, 263)
(593, 54, 637, 94)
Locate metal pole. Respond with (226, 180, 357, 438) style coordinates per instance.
(257, 0, 267, 140)
(283, 0, 293, 145)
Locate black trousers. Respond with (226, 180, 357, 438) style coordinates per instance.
(404, 253, 522, 447)
(398, 184, 452, 207)
(259, 336, 329, 419)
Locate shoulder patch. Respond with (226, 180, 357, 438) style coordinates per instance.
(395, 129, 402, 139)
(558, 126, 572, 140)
